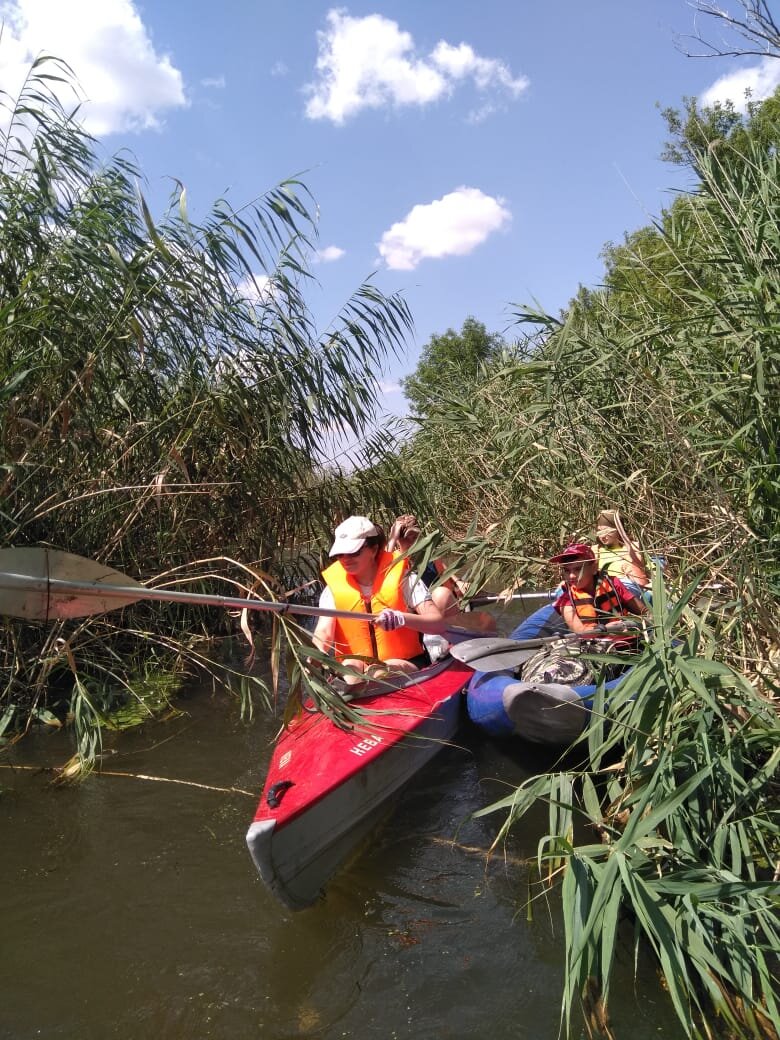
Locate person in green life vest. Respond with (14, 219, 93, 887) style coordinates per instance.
(592, 509, 650, 599)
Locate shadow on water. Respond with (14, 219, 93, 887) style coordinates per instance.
(0, 641, 686, 1039)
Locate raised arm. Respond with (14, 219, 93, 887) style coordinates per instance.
(312, 615, 336, 654)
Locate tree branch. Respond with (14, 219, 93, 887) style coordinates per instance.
(680, 0, 780, 60)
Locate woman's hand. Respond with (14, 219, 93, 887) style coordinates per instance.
(374, 608, 406, 631)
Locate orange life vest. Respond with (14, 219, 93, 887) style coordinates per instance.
(568, 574, 627, 624)
(322, 550, 423, 662)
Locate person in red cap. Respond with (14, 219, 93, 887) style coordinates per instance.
(549, 542, 647, 638)
(312, 515, 447, 681)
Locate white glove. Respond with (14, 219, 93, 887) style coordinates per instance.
(374, 608, 406, 631)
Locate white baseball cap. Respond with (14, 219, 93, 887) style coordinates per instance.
(328, 515, 379, 556)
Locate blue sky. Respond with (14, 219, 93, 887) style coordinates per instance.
(2, 1, 777, 440)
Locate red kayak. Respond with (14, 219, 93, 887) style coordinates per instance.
(246, 657, 472, 910)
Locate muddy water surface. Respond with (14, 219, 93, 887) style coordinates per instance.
(1, 636, 684, 1039)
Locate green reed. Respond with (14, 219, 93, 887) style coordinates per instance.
(476, 579, 779, 1038)
(378, 95, 779, 673)
(0, 52, 412, 762)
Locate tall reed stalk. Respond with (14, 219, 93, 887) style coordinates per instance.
(477, 579, 779, 1039)
(0, 54, 412, 761)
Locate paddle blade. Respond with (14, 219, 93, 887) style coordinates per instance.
(0, 548, 143, 620)
(449, 636, 547, 672)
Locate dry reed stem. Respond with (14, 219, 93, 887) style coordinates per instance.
(0, 763, 254, 797)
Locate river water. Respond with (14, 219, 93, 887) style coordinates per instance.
(1, 626, 685, 1040)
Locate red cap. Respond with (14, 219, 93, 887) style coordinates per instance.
(548, 542, 596, 565)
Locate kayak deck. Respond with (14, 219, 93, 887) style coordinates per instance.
(246, 657, 472, 909)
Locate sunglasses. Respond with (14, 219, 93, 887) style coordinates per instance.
(335, 544, 369, 559)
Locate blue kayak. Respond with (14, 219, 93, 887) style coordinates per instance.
(466, 603, 632, 745)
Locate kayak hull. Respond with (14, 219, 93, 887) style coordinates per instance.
(246, 657, 472, 910)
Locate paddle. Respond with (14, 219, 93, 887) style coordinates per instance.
(467, 590, 558, 607)
(449, 628, 645, 672)
(449, 635, 569, 671)
(0, 547, 475, 640)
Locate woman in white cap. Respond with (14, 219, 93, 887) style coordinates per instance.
(311, 516, 446, 679)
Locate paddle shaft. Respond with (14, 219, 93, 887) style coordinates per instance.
(0, 570, 472, 638)
(468, 590, 556, 606)
(469, 584, 723, 608)
(0, 545, 725, 631)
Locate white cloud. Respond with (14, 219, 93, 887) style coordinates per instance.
(201, 75, 225, 89)
(304, 9, 528, 124)
(377, 186, 511, 271)
(237, 272, 272, 303)
(271, 60, 289, 78)
(431, 41, 527, 96)
(0, 0, 186, 136)
(700, 57, 780, 112)
(467, 101, 497, 125)
(314, 244, 345, 263)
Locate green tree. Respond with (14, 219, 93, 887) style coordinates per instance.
(401, 317, 505, 416)
(661, 87, 780, 170)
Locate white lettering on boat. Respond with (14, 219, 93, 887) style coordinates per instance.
(279, 751, 291, 769)
(349, 734, 382, 756)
